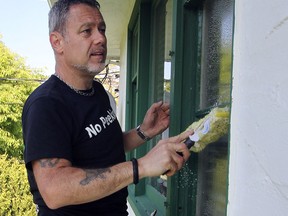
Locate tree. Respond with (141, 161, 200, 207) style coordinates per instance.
(0, 36, 47, 158)
(0, 35, 47, 215)
(0, 154, 37, 215)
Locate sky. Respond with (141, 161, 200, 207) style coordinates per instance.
(0, 0, 54, 75)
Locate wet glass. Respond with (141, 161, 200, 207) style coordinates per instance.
(196, 0, 233, 215)
(198, 0, 233, 110)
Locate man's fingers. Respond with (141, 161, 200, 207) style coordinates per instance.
(153, 101, 170, 114)
(175, 143, 191, 161)
(160, 102, 170, 113)
(164, 161, 178, 176)
(164, 150, 187, 176)
(146, 101, 163, 116)
(153, 101, 163, 110)
(169, 129, 193, 143)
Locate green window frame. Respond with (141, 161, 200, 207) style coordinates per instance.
(126, 0, 234, 215)
(126, 1, 162, 215)
(168, 0, 234, 215)
(126, 0, 174, 215)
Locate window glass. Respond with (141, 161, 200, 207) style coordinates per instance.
(196, 0, 233, 215)
(198, 0, 233, 110)
(163, 0, 172, 105)
(131, 22, 139, 129)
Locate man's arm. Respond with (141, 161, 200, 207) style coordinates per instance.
(32, 130, 191, 210)
(123, 101, 170, 151)
(123, 127, 147, 152)
(32, 158, 133, 209)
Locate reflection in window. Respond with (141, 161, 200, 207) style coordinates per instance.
(199, 0, 233, 110)
(164, 62, 171, 103)
(196, 0, 233, 215)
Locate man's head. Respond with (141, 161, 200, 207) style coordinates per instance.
(49, 0, 100, 35)
(49, 0, 107, 76)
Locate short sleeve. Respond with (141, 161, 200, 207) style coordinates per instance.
(23, 97, 73, 170)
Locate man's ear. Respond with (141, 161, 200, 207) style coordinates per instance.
(50, 32, 64, 54)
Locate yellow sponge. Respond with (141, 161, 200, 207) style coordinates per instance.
(183, 107, 230, 152)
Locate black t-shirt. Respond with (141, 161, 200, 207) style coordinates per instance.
(22, 75, 128, 215)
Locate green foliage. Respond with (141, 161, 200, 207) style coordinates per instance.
(0, 154, 36, 215)
(0, 38, 47, 159)
(0, 36, 48, 215)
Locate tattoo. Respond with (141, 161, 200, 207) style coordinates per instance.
(80, 168, 111, 186)
(39, 159, 60, 168)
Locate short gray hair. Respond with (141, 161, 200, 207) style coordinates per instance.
(48, 0, 100, 34)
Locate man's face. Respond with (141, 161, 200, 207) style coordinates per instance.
(62, 4, 107, 75)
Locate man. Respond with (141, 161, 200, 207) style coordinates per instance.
(22, 0, 191, 215)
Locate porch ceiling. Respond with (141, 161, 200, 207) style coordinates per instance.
(47, 0, 135, 62)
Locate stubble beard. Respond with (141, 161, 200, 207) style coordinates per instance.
(73, 62, 106, 76)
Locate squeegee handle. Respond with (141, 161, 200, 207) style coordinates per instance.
(175, 138, 195, 157)
(162, 138, 195, 175)
(184, 137, 195, 149)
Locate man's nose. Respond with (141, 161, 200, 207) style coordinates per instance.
(93, 30, 106, 45)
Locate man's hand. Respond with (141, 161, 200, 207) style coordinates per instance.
(140, 101, 170, 138)
(138, 130, 192, 177)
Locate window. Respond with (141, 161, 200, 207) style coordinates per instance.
(198, 0, 233, 110)
(126, 0, 234, 215)
(148, 0, 173, 198)
(126, 0, 173, 215)
(168, 0, 233, 215)
(181, 0, 233, 215)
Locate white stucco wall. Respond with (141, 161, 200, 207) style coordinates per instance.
(228, 0, 288, 215)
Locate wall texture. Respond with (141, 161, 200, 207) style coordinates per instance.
(228, 0, 288, 215)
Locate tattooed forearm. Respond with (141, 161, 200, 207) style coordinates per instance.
(39, 159, 60, 168)
(80, 168, 111, 186)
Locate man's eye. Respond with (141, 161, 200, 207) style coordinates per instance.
(82, 29, 92, 34)
(99, 27, 106, 33)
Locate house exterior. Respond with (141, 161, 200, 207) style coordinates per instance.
(47, 0, 288, 215)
